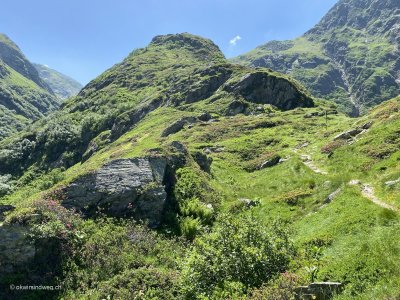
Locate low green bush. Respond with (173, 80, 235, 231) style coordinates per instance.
(180, 214, 295, 298)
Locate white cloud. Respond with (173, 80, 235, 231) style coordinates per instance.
(229, 35, 242, 46)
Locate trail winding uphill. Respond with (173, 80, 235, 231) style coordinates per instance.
(349, 180, 399, 212)
(300, 154, 328, 175)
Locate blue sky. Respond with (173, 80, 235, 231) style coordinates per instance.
(1, 0, 337, 85)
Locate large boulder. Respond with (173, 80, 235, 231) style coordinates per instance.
(224, 71, 314, 110)
(0, 224, 35, 274)
(63, 157, 173, 227)
(333, 128, 363, 141)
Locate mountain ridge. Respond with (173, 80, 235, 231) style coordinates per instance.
(0, 33, 59, 140)
(233, 0, 400, 116)
(0, 33, 53, 93)
(33, 63, 83, 99)
(0, 33, 314, 177)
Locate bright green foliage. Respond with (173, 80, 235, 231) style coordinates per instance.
(61, 219, 184, 300)
(174, 167, 218, 238)
(180, 214, 294, 298)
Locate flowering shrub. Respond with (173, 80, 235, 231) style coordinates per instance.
(180, 214, 295, 298)
(5, 189, 81, 240)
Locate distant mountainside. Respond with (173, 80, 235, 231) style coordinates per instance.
(233, 0, 400, 116)
(34, 64, 82, 99)
(0, 34, 59, 140)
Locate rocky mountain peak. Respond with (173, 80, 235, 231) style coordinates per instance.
(307, 0, 400, 40)
(233, 0, 399, 115)
(149, 33, 225, 61)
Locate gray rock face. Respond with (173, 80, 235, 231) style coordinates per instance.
(161, 116, 197, 137)
(295, 282, 343, 300)
(224, 72, 314, 110)
(259, 155, 281, 170)
(192, 151, 213, 173)
(63, 157, 170, 226)
(333, 122, 373, 141)
(226, 100, 249, 116)
(333, 128, 363, 140)
(0, 224, 35, 274)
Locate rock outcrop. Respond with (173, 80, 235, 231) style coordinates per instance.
(238, 198, 261, 209)
(324, 188, 342, 204)
(224, 72, 314, 110)
(161, 113, 215, 137)
(385, 177, 400, 186)
(259, 155, 281, 170)
(63, 157, 177, 227)
(192, 151, 213, 173)
(0, 222, 64, 299)
(333, 121, 373, 141)
(295, 282, 343, 300)
(161, 116, 198, 137)
(0, 224, 35, 274)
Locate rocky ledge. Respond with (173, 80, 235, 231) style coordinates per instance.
(224, 71, 314, 110)
(63, 157, 175, 227)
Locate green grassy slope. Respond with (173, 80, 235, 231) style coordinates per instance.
(0, 33, 313, 177)
(2, 94, 399, 299)
(0, 33, 399, 299)
(0, 61, 58, 139)
(0, 33, 59, 140)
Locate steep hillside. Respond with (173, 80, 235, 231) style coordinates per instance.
(0, 34, 59, 140)
(34, 64, 82, 99)
(0, 33, 399, 300)
(0, 33, 313, 177)
(233, 0, 400, 116)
